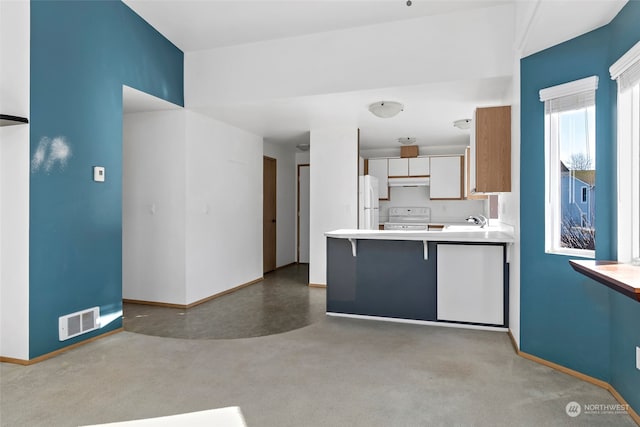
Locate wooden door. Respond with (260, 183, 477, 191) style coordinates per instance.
(297, 164, 310, 263)
(263, 156, 277, 273)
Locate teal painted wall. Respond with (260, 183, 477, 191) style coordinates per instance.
(606, 1, 640, 412)
(521, 0, 640, 412)
(29, 0, 183, 358)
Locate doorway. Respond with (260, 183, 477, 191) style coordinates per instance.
(263, 156, 277, 273)
(297, 164, 310, 263)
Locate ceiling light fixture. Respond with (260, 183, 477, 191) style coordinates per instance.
(397, 137, 416, 145)
(453, 119, 472, 130)
(368, 101, 404, 118)
(296, 143, 310, 152)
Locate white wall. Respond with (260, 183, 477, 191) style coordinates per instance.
(380, 187, 487, 224)
(309, 128, 358, 285)
(123, 110, 187, 304)
(185, 111, 263, 303)
(0, 0, 30, 360)
(123, 109, 264, 306)
(498, 53, 522, 348)
(296, 151, 310, 165)
(185, 5, 514, 106)
(263, 141, 296, 268)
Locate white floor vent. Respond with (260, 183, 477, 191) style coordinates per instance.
(59, 307, 100, 341)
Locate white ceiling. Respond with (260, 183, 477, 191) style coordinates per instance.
(518, 1, 627, 57)
(123, 0, 628, 151)
(124, 0, 510, 51)
(194, 76, 512, 148)
(122, 85, 181, 114)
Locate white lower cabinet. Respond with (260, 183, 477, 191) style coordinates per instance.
(436, 244, 504, 325)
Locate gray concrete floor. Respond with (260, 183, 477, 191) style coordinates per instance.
(1, 265, 636, 427)
(123, 263, 325, 339)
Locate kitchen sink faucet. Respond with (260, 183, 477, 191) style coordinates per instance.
(466, 215, 488, 228)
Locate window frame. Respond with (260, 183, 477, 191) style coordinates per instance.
(615, 84, 640, 262)
(611, 41, 640, 263)
(540, 76, 598, 258)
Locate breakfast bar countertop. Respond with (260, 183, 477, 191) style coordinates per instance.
(325, 226, 515, 244)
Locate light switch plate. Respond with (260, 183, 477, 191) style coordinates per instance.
(93, 166, 105, 182)
(636, 346, 640, 370)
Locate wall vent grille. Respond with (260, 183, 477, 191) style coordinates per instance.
(59, 307, 100, 341)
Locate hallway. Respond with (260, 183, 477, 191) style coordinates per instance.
(123, 264, 325, 339)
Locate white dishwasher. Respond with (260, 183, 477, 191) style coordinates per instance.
(436, 244, 504, 325)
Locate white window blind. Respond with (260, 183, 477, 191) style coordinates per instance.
(539, 76, 599, 112)
(610, 40, 640, 92)
(544, 92, 596, 114)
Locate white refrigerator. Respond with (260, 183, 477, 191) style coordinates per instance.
(358, 175, 380, 230)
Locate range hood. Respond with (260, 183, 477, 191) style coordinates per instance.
(388, 177, 430, 187)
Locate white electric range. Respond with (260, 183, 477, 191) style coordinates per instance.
(384, 207, 432, 230)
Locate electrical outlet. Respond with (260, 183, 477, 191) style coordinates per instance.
(636, 346, 640, 371)
(93, 166, 105, 182)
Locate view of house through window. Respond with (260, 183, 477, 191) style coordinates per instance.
(558, 107, 596, 249)
(541, 76, 598, 257)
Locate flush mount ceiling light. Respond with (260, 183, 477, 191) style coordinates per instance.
(453, 119, 472, 130)
(368, 101, 404, 118)
(397, 137, 416, 145)
(296, 143, 310, 152)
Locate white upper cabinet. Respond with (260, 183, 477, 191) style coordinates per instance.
(408, 157, 430, 176)
(388, 158, 409, 177)
(430, 156, 463, 200)
(367, 158, 389, 200)
(388, 157, 430, 177)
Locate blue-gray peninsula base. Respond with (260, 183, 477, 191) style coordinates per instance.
(325, 228, 514, 331)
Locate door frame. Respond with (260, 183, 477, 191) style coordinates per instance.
(263, 156, 277, 273)
(297, 163, 310, 263)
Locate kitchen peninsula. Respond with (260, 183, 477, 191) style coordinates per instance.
(325, 227, 514, 330)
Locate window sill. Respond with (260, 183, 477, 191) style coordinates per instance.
(569, 260, 640, 303)
(547, 248, 595, 258)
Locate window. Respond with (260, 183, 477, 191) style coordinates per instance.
(611, 41, 640, 263)
(540, 76, 598, 257)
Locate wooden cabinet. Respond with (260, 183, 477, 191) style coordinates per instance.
(464, 147, 487, 200)
(470, 106, 511, 193)
(388, 157, 430, 177)
(367, 158, 389, 200)
(429, 156, 463, 200)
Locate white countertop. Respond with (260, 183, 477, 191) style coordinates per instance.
(325, 226, 514, 243)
